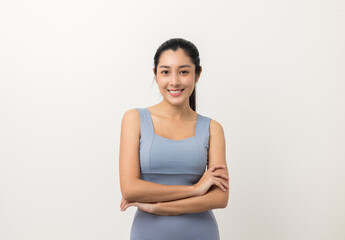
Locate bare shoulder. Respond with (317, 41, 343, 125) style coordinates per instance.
(122, 108, 140, 121)
(121, 108, 140, 138)
(121, 108, 140, 125)
(209, 118, 225, 139)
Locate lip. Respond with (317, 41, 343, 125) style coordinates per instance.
(168, 89, 184, 97)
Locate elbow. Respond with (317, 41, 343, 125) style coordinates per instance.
(121, 184, 136, 202)
(122, 191, 132, 202)
(219, 192, 229, 208)
(120, 178, 141, 201)
(220, 199, 228, 208)
(209, 186, 229, 209)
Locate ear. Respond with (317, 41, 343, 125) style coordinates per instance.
(195, 67, 202, 83)
(153, 68, 157, 82)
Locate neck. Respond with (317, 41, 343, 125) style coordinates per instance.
(156, 100, 194, 120)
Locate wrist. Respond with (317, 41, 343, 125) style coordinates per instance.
(190, 184, 199, 197)
(153, 202, 181, 216)
(153, 202, 163, 215)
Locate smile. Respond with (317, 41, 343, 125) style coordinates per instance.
(168, 89, 184, 96)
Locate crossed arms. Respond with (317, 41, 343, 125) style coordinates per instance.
(119, 109, 229, 215)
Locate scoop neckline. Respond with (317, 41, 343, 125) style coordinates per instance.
(145, 107, 199, 141)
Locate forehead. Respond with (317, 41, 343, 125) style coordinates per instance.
(158, 48, 193, 67)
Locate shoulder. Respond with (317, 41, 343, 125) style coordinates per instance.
(197, 112, 224, 135)
(209, 118, 225, 139)
(122, 108, 140, 121)
(121, 108, 141, 132)
(198, 113, 225, 139)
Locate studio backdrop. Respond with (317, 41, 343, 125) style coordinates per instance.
(0, 0, 344, 239)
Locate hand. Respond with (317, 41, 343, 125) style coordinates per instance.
(120, 197, 157, 214)
(193, 165, 230, 196)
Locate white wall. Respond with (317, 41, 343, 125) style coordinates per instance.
(0, 0, 344, 239)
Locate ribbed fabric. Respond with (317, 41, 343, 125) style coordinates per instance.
(130, 107, 220, 240)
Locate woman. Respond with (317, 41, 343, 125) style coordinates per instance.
(119, 38, 229, 240)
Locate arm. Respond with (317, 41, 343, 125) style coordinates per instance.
(123, 180, 197, 203)
(152, 119, 230, 215)
(154, 180, 228, 216)
(119, 109, 199, 202)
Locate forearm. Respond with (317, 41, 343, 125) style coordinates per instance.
(153, 185, 229, 216)
(123, 179, 197, 203)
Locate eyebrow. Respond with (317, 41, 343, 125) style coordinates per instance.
(158, 65, 192, 69)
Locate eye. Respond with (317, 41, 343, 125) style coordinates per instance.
(180, 70, 189, 74)
(161, 70, 168, 74)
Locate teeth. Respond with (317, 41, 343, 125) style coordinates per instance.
(169, 89, 182, 93)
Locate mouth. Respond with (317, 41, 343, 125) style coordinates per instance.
(168, 88, 184, 96)
(168, 89, 184, 93)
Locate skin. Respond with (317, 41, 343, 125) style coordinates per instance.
(119, 48, 229, 215)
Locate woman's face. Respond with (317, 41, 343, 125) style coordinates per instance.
(153, 48, 201, 107)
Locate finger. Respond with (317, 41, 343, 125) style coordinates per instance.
(215, 180, 227, 191)
(120, 198, 125, 208)
(121, 199, 128, 209)
(218, 178, 230, 189)
(218, 165, 226, 169)
(212, 172, 230, 180)
(120, 201, 125, 210)
(127, 202, 137, 211)
(213, 179, 227, 191)
(122, 203, 128, 211)
(207, 165, 216, 172)
(214, 165, 226, 170)
(208, 165, 225, 172)
(122, 202, 133, 211)
(214, 176, 230, 189)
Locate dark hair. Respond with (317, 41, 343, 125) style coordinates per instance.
(153, 38, 202, 111)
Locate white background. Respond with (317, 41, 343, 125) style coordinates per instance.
(0, 0, 344, 239)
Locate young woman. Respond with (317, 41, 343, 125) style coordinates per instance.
(119, 38, 229, 240)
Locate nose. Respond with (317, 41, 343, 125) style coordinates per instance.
(170, 71, 181, 85)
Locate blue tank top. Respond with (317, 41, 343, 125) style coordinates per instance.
(130, 107, 220, 240)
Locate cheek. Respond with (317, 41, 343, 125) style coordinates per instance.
(157, 81, 169, 90)
(185, 77, 196, 86)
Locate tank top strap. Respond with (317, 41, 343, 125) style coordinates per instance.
(195, 113, 211, 152)
(135, 108, 154, 173)
(135, 108, 154, 140)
